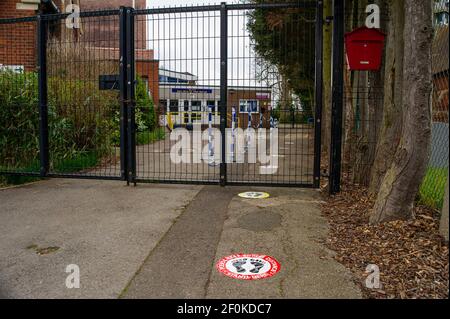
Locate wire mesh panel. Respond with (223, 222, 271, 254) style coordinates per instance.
(45, 12, 122, 179)
(2, 3, 322, 187)
(226, 2, 318, 186)
(134, 8, 222, 183)
(0, 18, 41, 180)
(420, 1, 449, 209)
(134, 2, 319, 186)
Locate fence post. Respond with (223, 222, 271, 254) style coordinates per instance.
(329, 0, 345, 194)
(313, 0, 324, 188)
(37, 15, 49, 177)
(125, 7, 136, 186)
(220, 2, 228, 186)
(119, 7, 128, 182)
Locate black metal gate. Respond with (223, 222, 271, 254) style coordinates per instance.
(0, 1, 324, 188)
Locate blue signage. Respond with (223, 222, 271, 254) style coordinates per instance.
(172, 88, 213, 94)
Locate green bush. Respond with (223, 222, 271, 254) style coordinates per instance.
(0, 70, 163, 182)
(47, 77, 119, 164)
(0, 70, 119, 174)
(136, 75, 157, 132)
(0, 71, 40, 169)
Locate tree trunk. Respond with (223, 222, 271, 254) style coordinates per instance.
(321, 0, 332, 155)
(343, 66, 355, 169)
(280, 74, 293, 123)
(366, 0, 387, 178)
(352, 71, 370, 185)
(369, 0, 405, 193)
(370, 0, 433, 224)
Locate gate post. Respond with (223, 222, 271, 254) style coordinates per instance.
(219, 2, 228, 186)
(119, 6, 136, 185)
(126, 7, 137, 186)
(37, 15, 49, 177)
(329, 0, 345, 194)
(119, 7, 128, 181)
(313, 0, 324, 188)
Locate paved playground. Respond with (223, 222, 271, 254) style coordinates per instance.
(133, 124, 315, 185)
(0, 179, 361, 299)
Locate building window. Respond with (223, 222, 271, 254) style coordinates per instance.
(169, 100, 179, 113)
(239, 100, 259, 113)
(191, 101, 202, 112)
(191, 113, 202, 121)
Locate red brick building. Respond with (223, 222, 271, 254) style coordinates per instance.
(0, 1, 40, 71)
(0, 0, 159, 102)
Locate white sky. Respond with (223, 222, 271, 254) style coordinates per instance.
(145, 0, 270, 88)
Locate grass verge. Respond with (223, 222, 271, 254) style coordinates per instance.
(419, 167, 448, 210)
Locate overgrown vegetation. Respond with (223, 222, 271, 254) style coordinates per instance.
(0, 70, 118, 177)
(1, 69, 161, 185)
(136, 75, 157, 132)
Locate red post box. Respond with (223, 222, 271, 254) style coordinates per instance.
(345, 26, 386, 71)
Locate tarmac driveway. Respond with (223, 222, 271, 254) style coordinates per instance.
(0, 179, 362, 299)
(0, 179, 201, 298)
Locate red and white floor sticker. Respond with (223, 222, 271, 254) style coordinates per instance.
(216, 254, 281, 280)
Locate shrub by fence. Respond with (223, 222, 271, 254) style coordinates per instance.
(0, 70, 119, 176)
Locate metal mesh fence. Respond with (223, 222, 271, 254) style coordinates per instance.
(420, 0, 449, 209)
(133, 1, 320, 186)
(0, 18, 40, 183)
(2, 2, 322, 187)
(45, 13, 122, 179)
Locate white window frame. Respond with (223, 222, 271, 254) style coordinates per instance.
(239, 99, 259, 114)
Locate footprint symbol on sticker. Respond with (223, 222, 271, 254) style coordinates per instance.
(249, 261, 264, 274)
(232, 259, 247, 273)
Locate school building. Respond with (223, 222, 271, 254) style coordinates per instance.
(158, 69, 272, 129)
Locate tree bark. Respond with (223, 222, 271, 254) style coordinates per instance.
(366, 0, 387, 178)
(370, 0, 433, 224)
(280, 73, 293, 123)
(352, 71, 370, 185)
(369, 0, 405, 193)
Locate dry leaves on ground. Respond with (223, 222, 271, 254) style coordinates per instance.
(321, 181, 449, 299)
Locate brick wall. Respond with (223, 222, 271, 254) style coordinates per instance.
(78, 0, 147, 50)
(0, 0, 159, 102)
(0, 0, 38, 71)
(137, 59, 159, 104)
